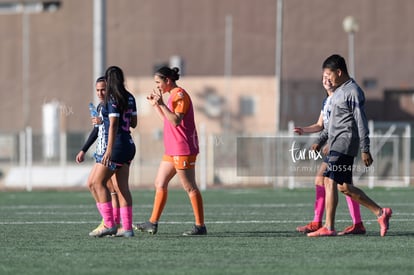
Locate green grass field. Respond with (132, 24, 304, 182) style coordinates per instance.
(0, 187, 413, 275)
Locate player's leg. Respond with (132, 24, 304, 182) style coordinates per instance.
(308, 152, 348, 237)
(308, 177, 338, 237)
(337, 194, 366, 235)
(87, 163, 106, 234)
(112, 164, 134, 237)
(107, 176, 121, 226)
(338, 183, 380, 214)
(338, 183, 392, 236)
(324, 177, 338, 230)
(176, 155, 206, 236)
(296, 162, 327, 233)
(87, 163, 99, 201)
(136, 158, 176, 234)
(89, 164, 117, 237)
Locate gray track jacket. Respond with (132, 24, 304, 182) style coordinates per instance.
(315, 79, 370, 157)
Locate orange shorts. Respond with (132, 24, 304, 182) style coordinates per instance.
(162, 155, 197, 170)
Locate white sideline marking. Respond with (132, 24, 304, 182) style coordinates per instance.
(1, 203, 412, 225)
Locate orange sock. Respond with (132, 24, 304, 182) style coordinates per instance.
(149, 188, 168, 223)
(189, 190, 204, 226)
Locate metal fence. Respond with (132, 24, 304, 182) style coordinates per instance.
(0, 121, 412, 190)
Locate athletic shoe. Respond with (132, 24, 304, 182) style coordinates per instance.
(182, 224, 207, 236)
(89, 225, 118, 237)
(296, 221, 322, 233)
(307, 226, 337, 237)
(88, 220, 105, 236)
(115, 228, 134, 237)
(378, 207, 392, 237)
(136, 221, 158, 235)
(338, 222, 366, 236)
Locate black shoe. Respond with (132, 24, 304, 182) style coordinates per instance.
(183, 224, 207, 236)
(136, 221, 158, 235)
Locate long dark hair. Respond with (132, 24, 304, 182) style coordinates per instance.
(104, 66, 128, 114)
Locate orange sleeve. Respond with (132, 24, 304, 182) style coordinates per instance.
(172, 90, 190, 114)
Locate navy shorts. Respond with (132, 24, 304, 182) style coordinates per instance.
(111, 137, 136, 165)
(96, 136, 136, 168)
(323, 151, 354, 184)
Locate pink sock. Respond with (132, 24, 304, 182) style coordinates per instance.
(313, 185, 325, 222)
(113, 207, 121, 225)
(97, 202, 115, 228)
(345, 196, 362, 224)
(120, 206, 133, 231)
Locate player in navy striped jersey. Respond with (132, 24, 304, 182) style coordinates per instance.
(89, 66, 137, 237)
(75, 76, 122, 236)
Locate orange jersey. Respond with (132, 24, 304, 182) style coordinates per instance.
(170, 87, 190, 114)
(163, 87, 199, 156)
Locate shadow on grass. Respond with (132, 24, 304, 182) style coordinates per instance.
(360, 231, 414, 237)
(193, 231, 305, 238)
(149, 230, 414, 239)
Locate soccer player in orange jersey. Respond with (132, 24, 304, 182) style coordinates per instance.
(136, 66, 206, 236)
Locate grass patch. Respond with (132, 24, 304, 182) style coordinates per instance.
(0, 187, 413, 275)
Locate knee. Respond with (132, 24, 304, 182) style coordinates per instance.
(154, 180, 168, 190)
(186, 186, 199, 195)
(87, 180, 94, 191)
(89, 178, 106, 190)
